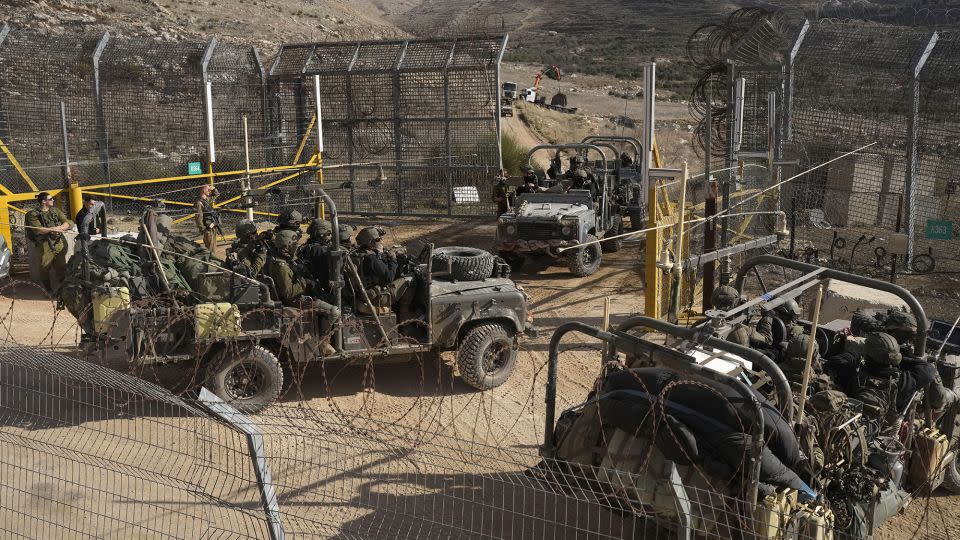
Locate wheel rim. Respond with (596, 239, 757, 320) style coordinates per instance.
(224, 361, 266, 400)
(581, 245, 598, 265)
(482, 340, 510, 374)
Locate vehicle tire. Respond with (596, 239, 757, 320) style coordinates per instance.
(206, 345, 283, 414)
(457, 322, 517, 390)
(433, 246, 495, 281)
(630, 208, 645, 231)
(566, 234, 602, 277)
(602, 217, 623, 253)
(943, 455, 960, 493)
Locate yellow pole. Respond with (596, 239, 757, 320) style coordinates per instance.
(0, 199, 11, 252)
(67, 182, 83, 221)
(644, 181, 662, 319)
(668, 162, 689, 324)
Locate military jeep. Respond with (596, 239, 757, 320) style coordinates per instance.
(496, 143, 624, 277)
(73, 190, 534, 413)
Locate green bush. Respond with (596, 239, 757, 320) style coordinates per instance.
(501, 132, 529, 176)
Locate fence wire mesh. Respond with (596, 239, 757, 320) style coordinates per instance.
(725, 16, 960, 276)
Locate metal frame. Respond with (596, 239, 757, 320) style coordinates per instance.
(904, 31, 939, 261)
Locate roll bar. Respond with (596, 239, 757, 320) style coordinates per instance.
(527, 143, 608, 173)
(733, 255, 928, 353)
(312, 185, 344, 351)
(581, 135, 642, 162)
(615, 315, 793, 420)
(543, 320, 764, 506)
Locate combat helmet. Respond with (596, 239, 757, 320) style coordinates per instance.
(711, 285, 741, 311)
(356, 226, 382, 249)
(307, 218, 332, 238)
(785, 334, 818, 360)
(277, 208, 303, 228)
(883, 309, 918, 344)
(235, 220, 257, 239)
(570, 155, 585, 166)
(338, 223, 355, 247)
(775, 299, 802, 321)
(864, 332, 902, 367)
(272, 228, 300, 256)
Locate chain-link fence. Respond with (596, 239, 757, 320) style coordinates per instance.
(726, 17, 960, 276)
(0, 25, 505, 243)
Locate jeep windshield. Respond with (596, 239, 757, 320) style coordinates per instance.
(516, 191, 593, 207)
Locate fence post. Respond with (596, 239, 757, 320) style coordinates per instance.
(92, 31, 110, 197)
(904, 31, 938, 263)
(393, 42, 408, 214)
(444, 40, 457, 216)
(252, 47, 271, 168)
(494, 36, 508, 173)
(197, 388, 285, 540)
(345, 44, 361, 213)
(201, 39, 218, 182)
(784, 20, 809, 142)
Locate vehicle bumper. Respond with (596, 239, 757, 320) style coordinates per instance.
(497, 239, 576, 254)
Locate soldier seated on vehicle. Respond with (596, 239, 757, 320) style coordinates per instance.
(227, 220, 267, 277)
(565, 155, 599, 200)
(297, 219, 333, 291)
(779, 334, 835, 393)
(274, 208, 303, 234)
(547, 151, 563, 180)
(619, 152, 634, 167)
(515, 175, 542, 196)
(263, 229, 340, 355)
(354, 226, 416, 321)
(883, 309, 957, 417)
(773, 299, 805, 341)
(712, 285, 772, 350)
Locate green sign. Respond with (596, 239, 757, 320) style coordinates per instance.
(187, 161, 203, 175)
(926, 220, 953, 240)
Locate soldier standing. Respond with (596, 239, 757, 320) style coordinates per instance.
(194, 184, 219, 251)
(26, 192, 73, 293)
(492, 172, 510, 215)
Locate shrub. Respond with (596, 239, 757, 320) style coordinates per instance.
(501, 132, 529, 176)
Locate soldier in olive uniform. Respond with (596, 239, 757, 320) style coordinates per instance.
(773, 299, 805, 340)
(566, 155, 598, 199)
(882, 310, 957, 415)
(264, 229, 339, 355)
(492, 173, 510, 215)
(227, 220, 267, 277)
(355, 226, 414, 318)
(298, 219, 333, 289)
(275, 208, 303, 234)
(195, 184, 219, 251)
(26, 192, 73, 292)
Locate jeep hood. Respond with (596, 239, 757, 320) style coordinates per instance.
(431, 277, 521, 297)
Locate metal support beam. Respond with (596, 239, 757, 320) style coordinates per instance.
(682, 234, 779, 271)
(345, 43, 361, 212)
(494, 35, 508, 171)
(0, 22, 9, 47)
(198, 389, 285, 540)
(785, 19, 810, 140)
(92, 31, 111, 192)
(641, 63, 656, 194)
(904, 31, 938, 262)
(393, 42, 408, 214)
(444, 40, 457, 216)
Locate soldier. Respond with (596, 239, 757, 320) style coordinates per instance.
(263, 229, 339, 355)
(298, 219, 333, 288)
(338, 223, 355, 250)
(780, 334, 834, 393)
(712, 285, 773, 349)
(194, 184, 220, 251)
(227, 220, 267, 277)
(515, 175, 541, 196)
(355, 226, 414, 318)
(492, 173, 510, 215)
(619, 152, 634, 167)
(882, 309, 957, 415)
(275, 208, 303, 234)
(883, 309, 919, 356)
(547, 151, 563, 180)
(521, 165, 540, 187)
(74, 196, 104, 239)
(844, 332, 905, 436)
(773, 299, 804, 340)
(26, 192, 73, 293)
(566, 155, 598, 199)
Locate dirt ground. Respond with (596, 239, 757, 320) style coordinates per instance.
(1, 215, 959, 538)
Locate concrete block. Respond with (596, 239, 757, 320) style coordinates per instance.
(817, 278, 908, 327)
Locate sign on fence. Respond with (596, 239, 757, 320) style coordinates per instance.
(187, 162, 203, 175)
(926, 220, 953, 240)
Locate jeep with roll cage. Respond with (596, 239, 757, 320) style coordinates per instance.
(537, 254, 960, 539)
(580, 135, 647, 231)
(496, 143, 624, 277)
(80, 187, 535, 413)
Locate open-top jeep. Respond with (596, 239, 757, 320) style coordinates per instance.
(496, 143, 624, 277)
(581, 135, 646, 230)
(537, 255, 960, 539)
(71, 188, 534, 412)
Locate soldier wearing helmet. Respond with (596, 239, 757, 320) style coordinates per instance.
(355, 226, 415, 317)
(711, 285, 772, 349)
(780, 334, 834, 393)
(275, 208, 303, 233)
(297, 219, 334, 292)
(263, 228, 339, 355)
(773, 299, 805, 340)
(338, 223, 355, 250)
(565, 155, 598, 198)
(227, 220, 267, 277)
(515, 165, 543, 196)
(883, 309, 918, 354)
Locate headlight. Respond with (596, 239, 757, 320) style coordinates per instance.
(560, 225, 571, 236)
(561, 220, 578, 237)
(506, 224, 517, 235)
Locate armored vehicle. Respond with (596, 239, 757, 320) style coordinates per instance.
(496, 143, 624, 277)
(538, 255, 960, 539)
(66, 189, 534, 413)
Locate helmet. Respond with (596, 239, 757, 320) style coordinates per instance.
(356, 226, 382, 249)
(307, 219, 332, 238)
(884, 310, 917, 343)
(785, 334, 818, 360)
(235, 220, 257, 239)
(271, 228, 300, 254)
(711, 285, 741, 311)
(775, 299, 802, 320)
(277, 208, 303, 227)
(338, 223, 354, 245)
(864, 332, 902, 367)
(521, 165, 534, 174)
(570, 155, 584, 165)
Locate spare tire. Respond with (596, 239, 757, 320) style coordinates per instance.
(433, 246, 495, 281)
